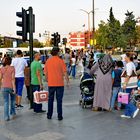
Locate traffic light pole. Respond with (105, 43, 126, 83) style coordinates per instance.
(28, 7, 34, 109)
(29, 7, 34, 63)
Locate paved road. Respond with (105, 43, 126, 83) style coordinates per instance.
(0, 78, 140, 140)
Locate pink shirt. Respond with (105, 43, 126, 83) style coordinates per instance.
(0, 66, 15, 88)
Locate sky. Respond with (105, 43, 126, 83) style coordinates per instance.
(0, 0, 139, 39)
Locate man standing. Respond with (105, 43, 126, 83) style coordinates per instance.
(44, 47, 69, 121)
(31, 53, 45, 113)
(11, 50, 27, 108)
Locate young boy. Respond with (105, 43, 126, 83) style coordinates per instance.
(110, 61, 123, 110)
(121, 74, 140, 118)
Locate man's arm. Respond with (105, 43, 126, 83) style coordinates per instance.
(12, 68, 16, 93)
(44, 62, 48, 82)
(36, 69, 43, 90)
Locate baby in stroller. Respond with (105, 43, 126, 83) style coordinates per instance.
(79, 72, 95, 108)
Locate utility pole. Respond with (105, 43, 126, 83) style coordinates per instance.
(28, 7, 34, 63)
(93, 0, 95, 42)
(80, 9, 92, 47)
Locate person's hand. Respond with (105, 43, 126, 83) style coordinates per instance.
(123, 85, 126, 90)
(13, 88, 16, 94)
(66, 80, 70, 88)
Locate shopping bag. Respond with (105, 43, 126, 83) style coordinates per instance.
(121, 70, 137, 88)
(118, 92, 129, 104)
(34, 90, 48, 104)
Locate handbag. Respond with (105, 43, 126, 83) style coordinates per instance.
(118, 92, 129, 104)
(121, 70, 137, 88)
(34, 90, 48, 104)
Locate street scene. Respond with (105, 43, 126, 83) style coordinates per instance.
(0, 0, 140, 140)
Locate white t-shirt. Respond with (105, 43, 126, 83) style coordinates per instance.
(11, 57, 28, 77)
(126, 62, 136, 76)
(71, 58, 76, 66)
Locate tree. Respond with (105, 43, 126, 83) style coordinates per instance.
(4, 38, 12, 48)
(107, 7, 126, 49)
(136, 25, 140, 47)
(122, 11, 137, 47)
(18, 42, 29, 48)
(33, 39, 44, 48)
(95, 21, 110, 50)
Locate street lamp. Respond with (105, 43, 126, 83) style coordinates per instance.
(80, 9, 93, 45)
(93, 0, 95, 39)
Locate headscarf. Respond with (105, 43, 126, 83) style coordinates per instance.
(98, 54, 114, 75)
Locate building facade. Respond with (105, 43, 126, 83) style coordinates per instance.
(69, 31, 93, 49)
(69, 32, 85, 49)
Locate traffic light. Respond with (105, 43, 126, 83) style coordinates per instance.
(56, 32, 60, 45)
(62, 38, 67, 45)
(51, 32, 61, 47)
(16, 8, 27, 41)
(51, 33, 56, 46)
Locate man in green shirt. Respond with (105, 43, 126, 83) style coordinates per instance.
(31, 53, 45, 113)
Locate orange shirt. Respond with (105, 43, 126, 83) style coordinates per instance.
(44, 56, 67, 87)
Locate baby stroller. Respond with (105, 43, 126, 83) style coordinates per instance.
(79, 72, 95, 108)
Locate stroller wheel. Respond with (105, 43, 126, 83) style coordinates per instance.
(82, 103, 85, 108)
(82, 102, 86, 109)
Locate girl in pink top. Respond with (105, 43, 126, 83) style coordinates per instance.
(0, 56, 16, 121)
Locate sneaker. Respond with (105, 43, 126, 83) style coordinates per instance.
(15, 104, 18, 108)
(18, 105, 24, 108)
(5, 118, 10, 121)
(120, 115, 131, 119)
(132, 108, 139, 118)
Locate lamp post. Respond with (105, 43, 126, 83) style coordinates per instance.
(93, 0, 95, 40)
(80, 9, 93, 46)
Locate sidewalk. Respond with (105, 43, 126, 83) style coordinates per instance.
(0, 79, 140, 140)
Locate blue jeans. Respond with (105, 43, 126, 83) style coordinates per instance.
(124, 102, 137, 117)
(110, 87, 121, 109)
(2, 88, 16, 120)
(48, 87, 64, 118)
(71, 65, 76, 78)
(15, 77, 24, 96)
(32, 85, 42, 112)
(123, 88, 136, 117)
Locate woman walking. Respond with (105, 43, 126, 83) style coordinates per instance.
(0, 56, 16, 121)
(90, 54, 114, 111)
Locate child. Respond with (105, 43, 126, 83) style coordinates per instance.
(121, 74, 140, 118)
(110, 61, 123, 110)
(24, 62, 30, 103)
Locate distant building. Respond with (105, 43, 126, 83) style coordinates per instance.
(69, 31, 93, 49)
(69, 32, 85, 49)
(3, 36, 22, 48)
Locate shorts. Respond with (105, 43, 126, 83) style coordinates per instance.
(15, 77, 24, 96)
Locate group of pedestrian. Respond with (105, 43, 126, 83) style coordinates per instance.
(0, 48, 69, 121)
(1, 46, 140, 122)
(0, 50, 27, 121)
(90, 52, 140, 119)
